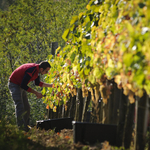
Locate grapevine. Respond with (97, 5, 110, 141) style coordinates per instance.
(43, 0, 150, 110)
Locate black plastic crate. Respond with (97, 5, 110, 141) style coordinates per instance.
(72, 121, 118, 146)
(36, 117, 74, 132)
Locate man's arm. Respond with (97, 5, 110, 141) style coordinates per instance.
(21, 73, 33, 92)
(42, 82, 53, 87)
(34, 76, 53, 88)
(21, 74, 44, 98)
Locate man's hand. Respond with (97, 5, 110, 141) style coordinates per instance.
(35, 92, 43, 99)
(30, 89, 44, 98)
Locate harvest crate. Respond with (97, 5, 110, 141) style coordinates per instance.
(72, 121, 118, 146)
(36, 117, 73, 132)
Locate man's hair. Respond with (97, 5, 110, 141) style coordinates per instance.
(39, 61, 51, 70)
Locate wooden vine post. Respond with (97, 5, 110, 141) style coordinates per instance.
(68, 95, 76, 118)
(47, 42, 58, 119)
(74, 88, 83, 121)
(90, 87, 101, 123)
(117, 90, 128, 147)
(135, 92, 149, 150)
(51, 42, 58, 56)
(123, 97, 135, 149)
(81, 91, 91, 122)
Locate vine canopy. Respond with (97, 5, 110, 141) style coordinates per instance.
(43, 0, 150, 110)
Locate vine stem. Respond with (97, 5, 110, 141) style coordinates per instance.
(134, 96, 139, 150)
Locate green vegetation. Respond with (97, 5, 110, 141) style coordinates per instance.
(0, 0, 88, 123)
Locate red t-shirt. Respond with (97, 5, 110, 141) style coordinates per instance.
(9, 63, 43, 92)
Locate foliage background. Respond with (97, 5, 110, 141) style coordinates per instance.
(0, 0, 89, 125)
